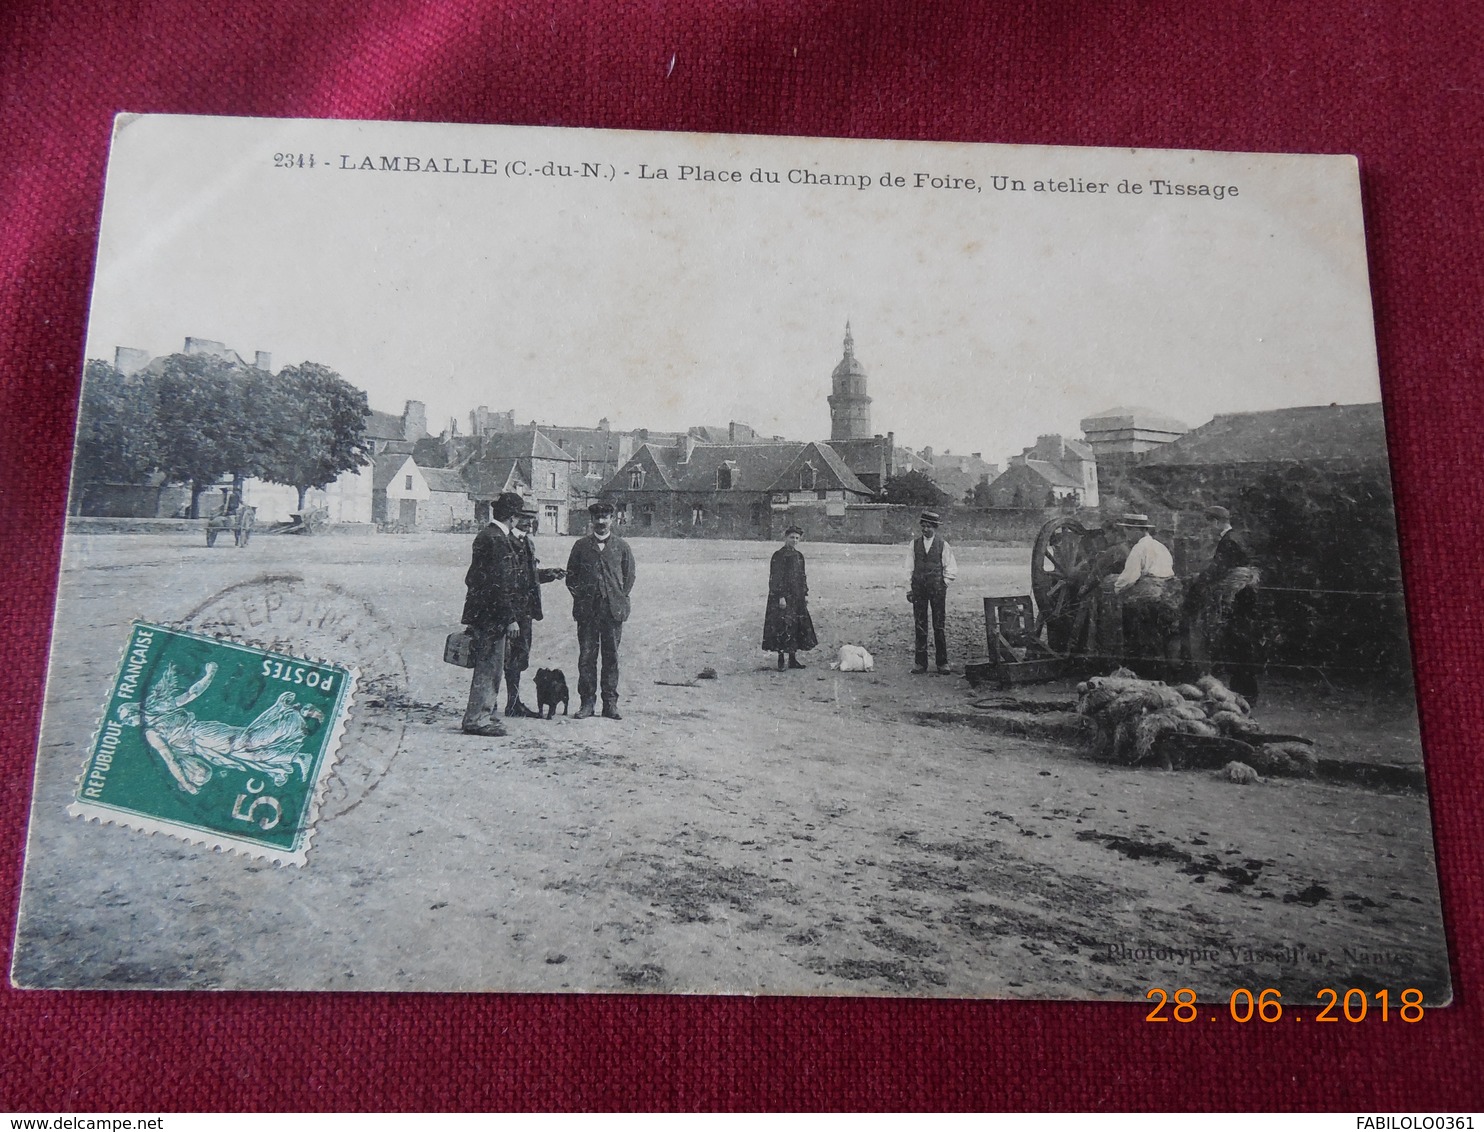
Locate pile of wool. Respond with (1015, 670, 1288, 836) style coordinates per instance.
(1244, 741, 1318, 779)
(1076, 671, 1266, 766)
(1222, 761, 1262, 785)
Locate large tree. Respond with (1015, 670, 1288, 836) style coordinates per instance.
(255, 362, 371, 511)
(881, 470, 948, 507)
(151, 353, 269, 517)
(70, 359, 159, 513)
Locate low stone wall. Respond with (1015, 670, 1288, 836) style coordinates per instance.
(766, 504, 1059, 545)
(67, 516, 379, 536)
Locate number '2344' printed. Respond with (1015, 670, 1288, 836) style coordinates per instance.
(68, 622, 357, 866)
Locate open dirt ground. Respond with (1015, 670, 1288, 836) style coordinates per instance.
(12, 531, 1450, 1001)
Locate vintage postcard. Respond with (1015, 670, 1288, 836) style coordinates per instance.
(13, 114, 1450, 1005)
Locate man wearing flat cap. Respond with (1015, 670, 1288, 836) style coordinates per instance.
(905, 510, 957, 674)
(1187, 504, 1263, 702)
(460, 491, 528, 737)
(565, 501, 637, 719)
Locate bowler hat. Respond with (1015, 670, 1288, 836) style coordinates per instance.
(1203, 505, 1231, 523)
(918, 510, 941, 526)
(588, 501, 615, 517)
(784, 525, 804, 537)
(1117, 512, 1155, 530)
(490, 492, 525, 520)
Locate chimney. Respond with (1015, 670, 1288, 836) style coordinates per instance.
(972, 452, 982, 460)
(403, 400, 427, 440)
(254, 351, 272, 371)
(599, 417, 610, 431)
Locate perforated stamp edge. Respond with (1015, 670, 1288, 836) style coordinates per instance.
(67, 620, 359, 867)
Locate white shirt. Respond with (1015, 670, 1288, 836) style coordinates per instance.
(904, 534, 958, 586)
(1114, 533, 1174, 593)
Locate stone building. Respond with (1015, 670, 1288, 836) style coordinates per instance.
(601, 437, 873, 538)
(980, 434, 1098, 507)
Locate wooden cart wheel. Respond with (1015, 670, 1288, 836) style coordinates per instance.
(1031, 516, 1089, 653)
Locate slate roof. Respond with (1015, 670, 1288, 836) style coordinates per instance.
(608, 442, 872, 496)
(478, 429, 573, 462)
(1139, 403, 1386, 466)
(370, 453, 415, 491)
(365, 409, 408, 441)
(422, 467, 469, 494)
(462, 458, 526, 499)
(1082, 405, 1191, 434)
(1021, 459, 1083, 489)
(1062, 436, 1096, 462)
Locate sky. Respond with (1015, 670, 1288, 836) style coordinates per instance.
(83, 115, 1385, 467)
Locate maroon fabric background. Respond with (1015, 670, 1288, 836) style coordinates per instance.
(2, 0, 1481, 1112)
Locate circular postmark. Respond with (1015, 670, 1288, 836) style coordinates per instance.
(178, 574, 407, 820)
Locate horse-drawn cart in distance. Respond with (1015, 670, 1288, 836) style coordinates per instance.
(205, 499, 256, 547)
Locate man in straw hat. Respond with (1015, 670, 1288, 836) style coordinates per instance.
(503, 504, 567, 718)
(459, 491, 528, 737)
(1112, 512, 1182, 675)
(565, 501, 637, 719)
(905, 509, 958, 674)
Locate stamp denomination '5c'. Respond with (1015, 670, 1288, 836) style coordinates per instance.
(68, 621, 358, 866)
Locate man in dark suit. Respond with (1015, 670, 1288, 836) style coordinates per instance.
(504, 506, 566, 718)
(460, 492, 527, 737)
(565, 501, 636, 719)
(1187, 504, 1263, 702)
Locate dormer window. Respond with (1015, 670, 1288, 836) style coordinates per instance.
(717, 461, 738, 490)
(799, 461, 817, 491)
(628, 465, 646, 490)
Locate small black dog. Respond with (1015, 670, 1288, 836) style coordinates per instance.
(534, 668, 569, 719)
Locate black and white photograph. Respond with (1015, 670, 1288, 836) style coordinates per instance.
(12, 113, 1450, 1002)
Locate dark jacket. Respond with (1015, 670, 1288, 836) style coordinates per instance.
(565, 534, 636, 623)
(1192, 529, 1255, 594)
(510, 535, 542, 621)
(461, 523, 523, 630)
(762, 546, 817, 652)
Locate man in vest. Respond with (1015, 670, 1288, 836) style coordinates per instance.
(905, 510, 958, 674)
(566, 501, 637, 719)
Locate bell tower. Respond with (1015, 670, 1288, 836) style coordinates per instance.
(827, 321, 872, 441)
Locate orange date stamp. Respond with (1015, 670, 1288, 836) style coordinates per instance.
(1146, 986, 1427, 1023)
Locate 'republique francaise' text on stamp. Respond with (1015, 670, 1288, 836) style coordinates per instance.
(68, 621, 357, 866)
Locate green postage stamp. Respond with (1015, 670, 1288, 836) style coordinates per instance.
(68, 622, 358, 866)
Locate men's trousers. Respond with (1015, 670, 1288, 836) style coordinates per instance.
(576, 617, 623, 706)
(912, 591, 948, 669)
(462, 626, 509, 729)
(504, 617, 533, 693)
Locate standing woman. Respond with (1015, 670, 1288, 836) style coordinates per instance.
(762, 525, 818, 670)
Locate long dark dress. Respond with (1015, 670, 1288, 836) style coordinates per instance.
(761, 546, 818, 652)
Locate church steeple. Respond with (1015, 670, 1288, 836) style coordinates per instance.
(828, 320, 872, 441)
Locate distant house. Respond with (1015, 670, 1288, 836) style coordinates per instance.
(1079, 405, 1190, 461)
(415, 428, 575, 532)
(981, 434, 1098, 507)
(915, 447, 1000, 503)
(829, 434, 896, 495)
(602, 438, 874, 537)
